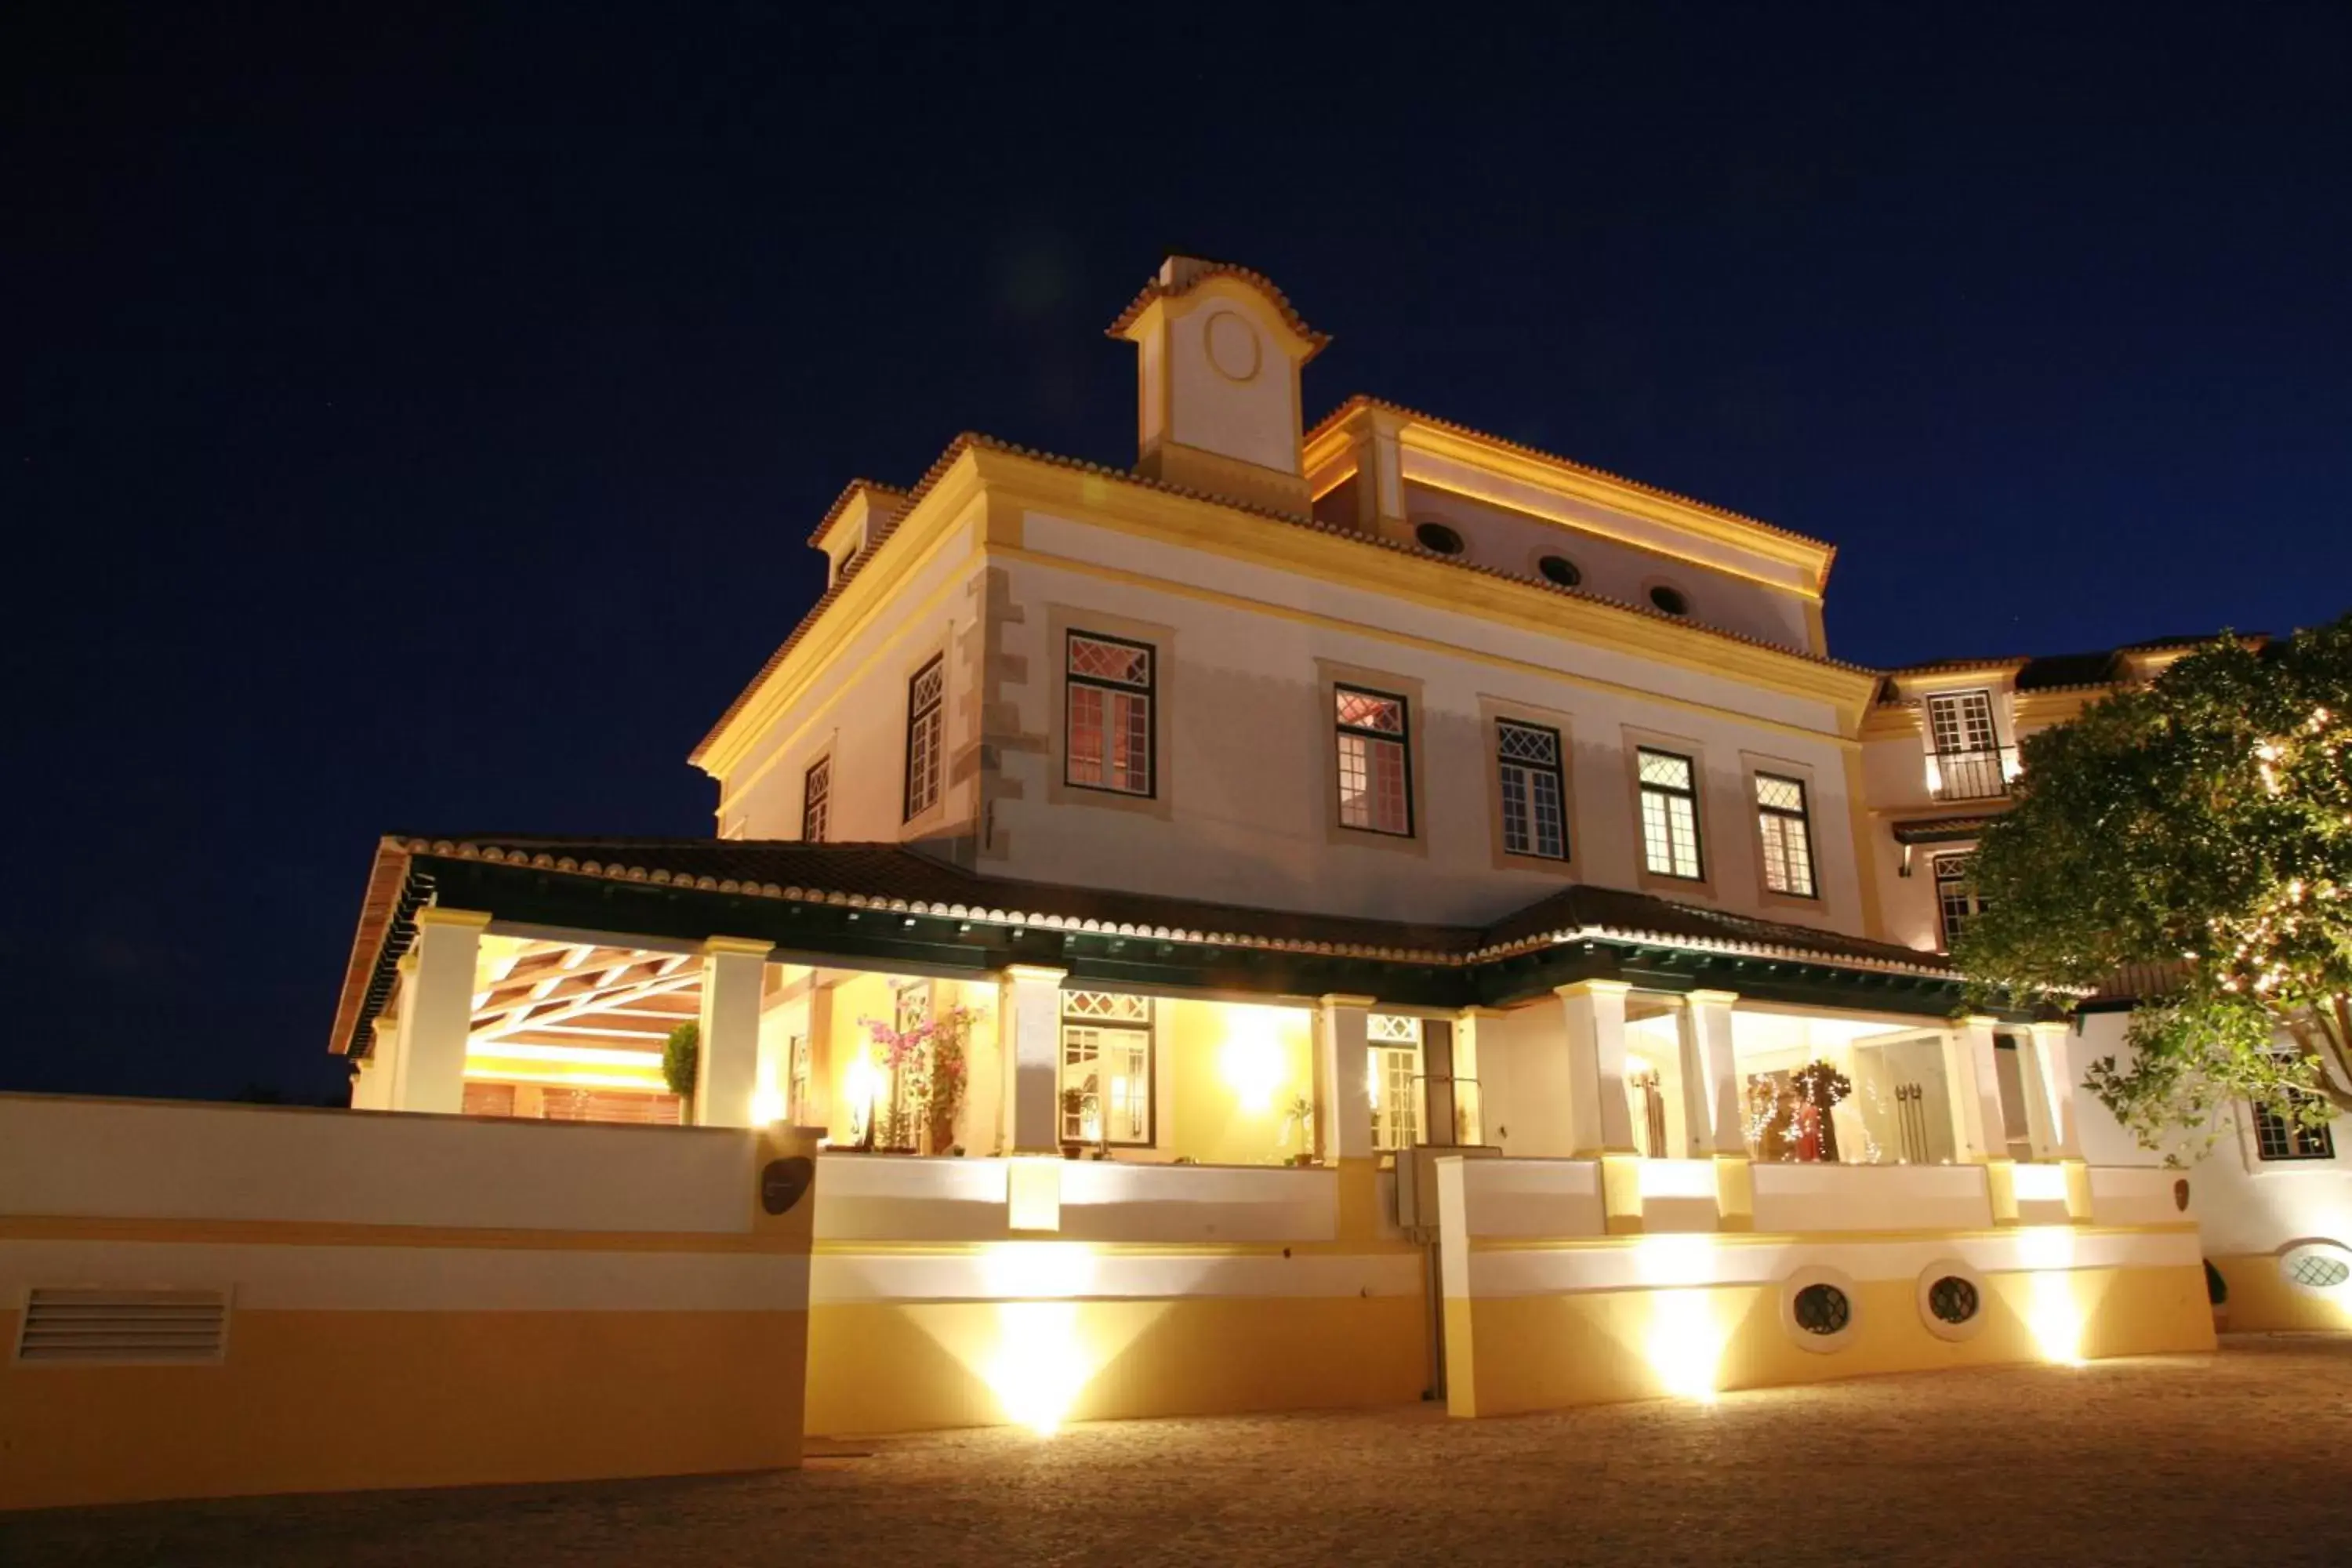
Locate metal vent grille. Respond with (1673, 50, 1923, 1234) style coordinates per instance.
(14, 1289, 230, 1365)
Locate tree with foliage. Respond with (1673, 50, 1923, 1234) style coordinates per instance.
(1955, 616, 2351, 1160)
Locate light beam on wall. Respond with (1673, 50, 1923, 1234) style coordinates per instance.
(1219, 1007, 1290, 1114)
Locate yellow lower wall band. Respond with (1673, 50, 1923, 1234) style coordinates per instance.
(1446, 1264, 2215, 1419)
(0, 1308, 808, 1513)
(805, 1294, 1428, 1436)
(2209, 1253, 2352, 1334)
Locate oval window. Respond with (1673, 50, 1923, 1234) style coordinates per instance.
(1792, 1283, 1850, 1335)
(2281, 1243, 2352, 1293)
(1926, 1275, 1980, 1325)
(1537, 554, 1581, 588)
(1649, 584, 1690, 616)
(1414, 521, 1465, 556)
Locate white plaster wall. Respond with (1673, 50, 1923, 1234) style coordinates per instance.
(0, 1094, 758, 1234)
(1401, 484, 1813, 652)
(991, 511, 1864, 931)
(717, 515, 985, 847)
(1477, 1003, 1577, 1158)
(2072, 1012, 2352, 1257)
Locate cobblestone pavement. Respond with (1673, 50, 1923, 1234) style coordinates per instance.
(10, 1337, 2351, 1566)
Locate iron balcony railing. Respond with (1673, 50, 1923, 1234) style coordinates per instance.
(1929, 746, 2016, 802)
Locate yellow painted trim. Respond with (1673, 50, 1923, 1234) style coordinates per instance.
(697, 452, 989, 779)
(0, 1214, 792, 1254)
(711, 534, 987, 815)
(982, 543, 1863, 751)
(1461, 1220, 2199, 1253)
(1392, 421, 1833, 589)
(975, 451, 1875, 726)
(417, 906, 493, 931)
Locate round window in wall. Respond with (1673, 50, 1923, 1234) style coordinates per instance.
(1415, 521, 1465, 556)
(1537, 554, 1582, 588)
(1793, 1283, 1851, 1336)
(1926, 1275, 1980, 1325)
(1649, 583, 1690, 616)
(2280, 1241, 2352, 1295)
(1916, 1259, 1991, 1342)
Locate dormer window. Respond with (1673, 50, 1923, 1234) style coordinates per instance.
(1414, 521, 1465, 557)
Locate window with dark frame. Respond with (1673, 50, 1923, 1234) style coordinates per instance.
(1636, 747, 1704, 879)
(1754, 772, 1817, 897)
(902, 656, 944, 821)
(1059, 990, 1154, 1147)
(1065, 631, 1155, 797)
(1496, 720, 1568, 860)
(1933, 852, 1984, 947)
(801, 755, 831, 843)
(2252, 1088, 2337, 1162)
(1335, 685, 1413, 837)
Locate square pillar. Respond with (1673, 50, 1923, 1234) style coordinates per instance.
(1555, 979, 1635, 1156)
(2026, 1021, 2084, 1160)
(695, 936, 775, 1127)
(1000, 965, 1068, 1156)
(1675, 989, 1744, 1156)
(1943, 1015, 2007, 1162)
(1316, 995, 1376, 1163)
(388, 906, 490, 1115)
(1451, 1007, 1494, 1145)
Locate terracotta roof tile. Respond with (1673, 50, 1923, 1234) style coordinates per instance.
(1103, 259, 1330, 361)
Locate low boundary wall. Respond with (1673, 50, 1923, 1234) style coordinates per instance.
(0, 1095, 816, 1512)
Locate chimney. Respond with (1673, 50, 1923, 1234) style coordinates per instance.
(1105, 256, 1329, 516)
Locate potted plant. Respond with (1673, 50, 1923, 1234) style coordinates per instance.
(662, 1022, 699, 1126)
(1058, 1086, 1087, 1159)
(1279, 1094, 1317, 1166)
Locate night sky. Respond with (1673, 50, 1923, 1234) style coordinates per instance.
(8, 5, 2348, 1104)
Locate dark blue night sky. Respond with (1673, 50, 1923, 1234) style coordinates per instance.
(7, 4, 2348, 1102)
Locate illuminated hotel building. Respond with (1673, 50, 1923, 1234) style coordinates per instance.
(321, 256, 2321, 1432)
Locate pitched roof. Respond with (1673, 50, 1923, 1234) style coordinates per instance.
(1104, 257, 1330, 361)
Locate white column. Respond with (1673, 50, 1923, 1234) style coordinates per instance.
(1676, 989, 1744, 1156)
(2027, 1021, 2084, 1160)
(694, 936, 775, 1127)
(1316, 995, 1376, 1162)
(388, 906, 489, 1115)
(1944, 1015, 2006, 1162)
(1556, 979, 1635, 1156)
(1000, 965, 1068, 1155)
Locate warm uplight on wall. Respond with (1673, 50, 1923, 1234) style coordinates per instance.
(750, 1085, 785, 1125)
(979, 1244, 1098, 1436)
(2018, 1227, 2085, 1365)
(1219, 1006, 1290, 1114)
(1646, 1288, 1724, 1403)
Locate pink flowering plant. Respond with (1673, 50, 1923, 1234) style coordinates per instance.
(858, 1005, 975, 1153)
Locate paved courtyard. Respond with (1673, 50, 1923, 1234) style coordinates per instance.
(9, 1336, 2350, 1566)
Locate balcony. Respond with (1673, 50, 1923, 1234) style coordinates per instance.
(1926, 746, 2016, 803)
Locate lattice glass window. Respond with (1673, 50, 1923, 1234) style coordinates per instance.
(1061, 992, 1152, 1146)
(1370, 1044, 1423, 1152)
(786, 1033, 811, 1124)
(1335, 686, 1412, 836)
(2252, 1089, 2337, 1161)
(903, 657, 945, 820)
(1934, 853, 1984, 948)
(1754, 772, 1817, 897)
(1497, 720, 1568, 860)
(1367, 1012, 1422, 1044)
(1637, 748, 1704, 879)
(801, 755, 831, 843)
(1066, 632, 1154, 796)
(1926, 690, 1998, 756)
